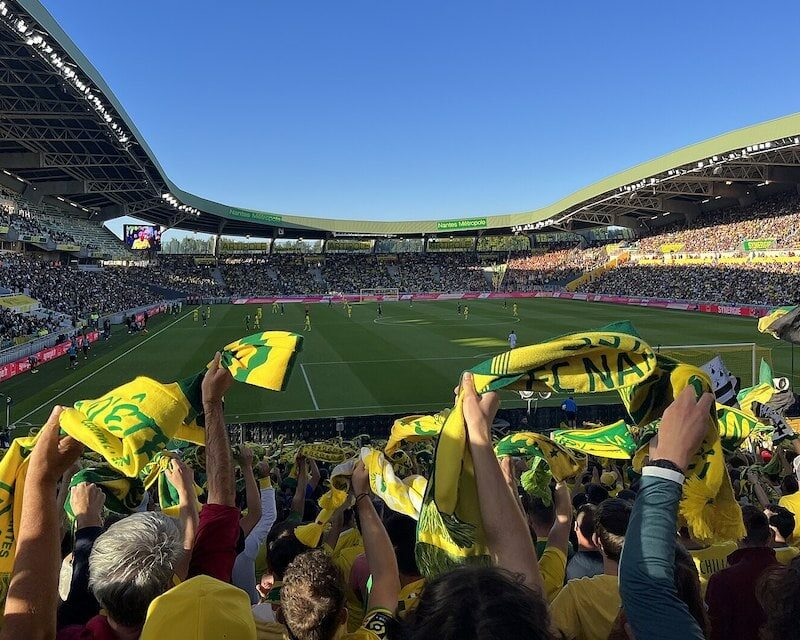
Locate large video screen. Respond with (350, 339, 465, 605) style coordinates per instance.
(123, 225, 162, 251)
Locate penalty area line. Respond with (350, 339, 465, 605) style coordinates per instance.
(300, 364, 320, 410)
(16, 309, 194, 423)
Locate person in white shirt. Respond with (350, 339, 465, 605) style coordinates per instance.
(508, 330, 517, 349)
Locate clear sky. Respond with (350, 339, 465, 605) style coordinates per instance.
(38, 0, 800, 239)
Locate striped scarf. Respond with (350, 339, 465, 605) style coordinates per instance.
(416, 323, 657, 579)
(551, 420, 636, 460)
(622, 355, 744, 542)
(0, 331, 302, 604)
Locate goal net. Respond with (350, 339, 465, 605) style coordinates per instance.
(656, 343, 772, 389)
(359, 288, 400, 302)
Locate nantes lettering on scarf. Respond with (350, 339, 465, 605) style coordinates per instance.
(526, 334, 654, 394)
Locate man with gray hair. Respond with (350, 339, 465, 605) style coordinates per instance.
(85, 512, 184, 636)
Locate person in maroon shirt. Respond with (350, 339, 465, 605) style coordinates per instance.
(705, 505, 778, 640)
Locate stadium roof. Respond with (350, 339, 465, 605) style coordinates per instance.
(2, 0, 800, 239)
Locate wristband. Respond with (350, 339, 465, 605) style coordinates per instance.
(355, 493, 370, 505)
(647, 459, 684, 474)
(643, 459, 686, 485)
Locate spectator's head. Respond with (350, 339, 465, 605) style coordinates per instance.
(741, 505, 772, 547)
(280, 550, 347, 640)
(758, 557, 800, 640)
(574, 503, 599, 550)
(88, 512, 183, 628)
(586, 483, 610, 505)
(141, 575, 256, 640)
(521, 492, 554, 536)
(780, 473, 799, 497)
(406, 566, 554, 640)
(593, 498, 632, 563)
(617, 489, 637, 502)
(385, 513, 420, 578)
(767, 506, 795, 544)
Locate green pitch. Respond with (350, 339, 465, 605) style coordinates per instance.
(4, 299, 794, 429)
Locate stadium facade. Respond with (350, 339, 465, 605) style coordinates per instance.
(0, 0, 800, 241)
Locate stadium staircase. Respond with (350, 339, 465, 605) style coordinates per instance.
(310, 266, 326, 289)
(210, 267, 226, 288)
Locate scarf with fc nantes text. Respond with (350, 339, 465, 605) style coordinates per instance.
(416, 322, 657, 579)
(0, 331, 302, 607)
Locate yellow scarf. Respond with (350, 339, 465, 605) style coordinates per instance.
(416, 323, 657, 579)
(551, 420, 636, 460)
(0, 331, 302, 604)
(623, 355, 744, 542)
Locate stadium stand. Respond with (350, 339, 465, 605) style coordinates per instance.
(636, 191, 800, 254)
(0, 255, 158, 319)
(2, 2, 800, 637)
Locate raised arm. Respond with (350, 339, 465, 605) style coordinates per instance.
(165, 458, 200, 581)
(57, 482, 105, 629)
(351, 462, 400, 613)
(308, 459, 321, 492)
(237, 446, 263, 536)
(546, 481, 573, 555)
(461, 372, 542, 592)
(290, 454, 309, 519)
(203, 352, 235, 507)
(1, 406, 84, 640)
(619, 387, 713, 640)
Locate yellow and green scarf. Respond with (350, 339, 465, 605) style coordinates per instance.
(63, 466, 145, 522)
(551, 420, 636, 460)
(494, 431, 585, 480)
(416, 322, 657, 579)
(0, 330, 302, 601)
(622, 355, 744, 542)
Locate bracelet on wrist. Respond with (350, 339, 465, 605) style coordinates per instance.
(355, 492, 370, 505)
(646, 459, 685, 474)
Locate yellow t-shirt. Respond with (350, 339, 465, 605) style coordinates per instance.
(778, 492, 800, 542)
(397, 578, 426, 618)
(689, 541, 737, 596)
(549, 574, 621, 640)
(774, 545, 800, 565)
(342, 609, 394, 640)
(334, 528, 364, 555)
(330, 544, 366, 632)
(539, 546, 567, 603)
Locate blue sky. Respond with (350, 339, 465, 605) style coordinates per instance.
(39, 0, 800, 238)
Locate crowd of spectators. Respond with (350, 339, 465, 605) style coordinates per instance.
(131, 255, 228, 297)
(0, 254, 159, 319)
(503, 247, 607, 290)
(0, 306, 60, 347)
(637, 191, 800, 254)
(579, 261, 800, 306)
(3, 357, 800, 640)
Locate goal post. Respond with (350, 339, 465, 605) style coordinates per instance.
(359, 288, 400, 302)
(655, 342, 771, 388)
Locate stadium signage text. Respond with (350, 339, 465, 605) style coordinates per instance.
(436, 217, 488, 231)
(742, 239, 776, 251)
(56, 243, 82, 252)
(228, 208, 283, 224)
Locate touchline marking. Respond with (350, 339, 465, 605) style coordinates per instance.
(374, 317, 521, 328)
(304, 355, 478, 366)
(17, 310, 194, 423)
(300, 364, 320, 410)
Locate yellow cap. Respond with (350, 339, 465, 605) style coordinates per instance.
(141, 575, 256, 640)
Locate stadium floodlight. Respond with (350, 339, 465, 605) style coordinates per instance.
(16, 19, 26, 32)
